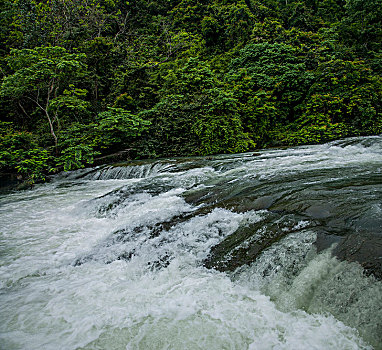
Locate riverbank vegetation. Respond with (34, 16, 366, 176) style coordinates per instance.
(1, 0, 381, 182)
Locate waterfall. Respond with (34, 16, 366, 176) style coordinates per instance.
(1, 136, 381, 350)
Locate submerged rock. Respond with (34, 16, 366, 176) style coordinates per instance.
(205, 214, 382, 280)
(203, 212, 314, 272)
(333, 233, 382, 280)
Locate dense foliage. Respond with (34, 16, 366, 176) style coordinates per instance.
(1, 0, 381, 182)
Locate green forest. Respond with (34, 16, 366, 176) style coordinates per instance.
(1, 0, 381, 183)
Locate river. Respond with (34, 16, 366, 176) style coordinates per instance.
(0, 136, 381, 349)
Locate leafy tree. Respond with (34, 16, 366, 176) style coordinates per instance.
(192, 88, 254, 154)
(0, 46, 87, 151)
(0, 0, 16, 54)
(317, 0, 346, 24)
(79, 37, 116, 103)
(56, 107, 150, 171)
(0, 121, 50, 182)
(339, 0, 382, 54)
(141, 58, 253, 156)
(95, 107, 150, 148)
(9, 0, 127, 48)
(170, 0, 205, 33)
(275, 59, 382, 145)
(1, 0, 382, 185)
(275, 94, 349, 145)
(308, 59, 382, 133)
(227, 42, 314, 144)
(201, 0, 255, 49)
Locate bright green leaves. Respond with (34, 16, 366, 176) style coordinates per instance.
(274, 58, 382, 145)
(317, 0, 346, 23)
(56, 123, 99, 172)
(309, 59, 382, 134)
(226, 42, 382, 147)
(0, 46, 88, 150)
(170, 0, 204, 32)
(96, 107, 150, 145)
(0, 122, 50, 182)
(239, 90, 278, 144)
(192, 89, 254, 155)
(0, 46, 152, 175)
(1, 46, 87, 100)
(228, 43, 312, 102)
(201, 0, 255, 49)
(276, 94, 349, 145)
(162, 58, 217, 95)
(227, 42, 314, 144)
(1, 0, 382, 185)
(10, 0, 124, 48)
(143, 58, 253, 156)
(56, 107, 150, 171)
(170, 0, 255, 50)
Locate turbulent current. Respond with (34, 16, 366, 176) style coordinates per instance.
(0, 136, 381, 350)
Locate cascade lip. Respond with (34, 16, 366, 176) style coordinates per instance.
(0, 136, 381, 350)
(59, 135, 382, 280)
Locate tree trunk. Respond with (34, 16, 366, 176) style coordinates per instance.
(45, 109, 58, 155)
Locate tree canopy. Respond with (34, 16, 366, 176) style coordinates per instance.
(0, 0, 381, 182)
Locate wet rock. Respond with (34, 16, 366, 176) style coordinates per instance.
(15, 180, 34, 191)
(204, 213, 314, 272)
(183, 182, 283, 214)
(147, 253, 172, 270)
(314, 228, 382, 280)
(0, 172, 25, 192)
(333, 233, 382, 280)
(305, 204, 332, 219)
(92, 149, 131, 166)
(251, 195, 277, 210)
(314, 230, 343, 253)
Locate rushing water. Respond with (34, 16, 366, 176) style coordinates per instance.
(0, 136, 381, 350)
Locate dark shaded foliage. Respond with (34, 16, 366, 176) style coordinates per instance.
(0, 0, 380, 181)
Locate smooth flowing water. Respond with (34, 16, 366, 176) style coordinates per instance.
(0, 136, 381, 350)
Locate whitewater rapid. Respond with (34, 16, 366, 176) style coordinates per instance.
(0, 137, 381, 349)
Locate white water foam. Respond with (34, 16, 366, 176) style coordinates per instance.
(1, 137, 381, 350)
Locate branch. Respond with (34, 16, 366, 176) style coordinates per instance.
(52, 108, 61, 132)
(144, 44, 183, 69)
(18, 101, 31, 119)
(25, 95, 45, 112)
(52, 109, 59, 123)
(46, 77, 55, 111)
(54, 83, 59, 99)
(114, 11, 130, 41)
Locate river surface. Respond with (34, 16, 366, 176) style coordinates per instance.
(0, 136, 381, 350)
